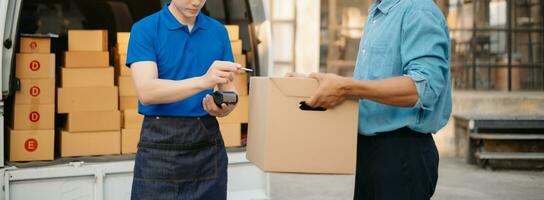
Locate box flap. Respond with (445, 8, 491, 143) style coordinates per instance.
(270, 77, 318, 98)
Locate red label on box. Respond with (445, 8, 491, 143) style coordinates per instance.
(24, 138, 38, 152)
(29, 60, 41, 71)
(30, 41, 38, 50)
(29, 111, 40, 122)
(29, 86, 41, 97)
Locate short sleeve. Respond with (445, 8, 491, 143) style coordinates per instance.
(126, 22, 157, 67)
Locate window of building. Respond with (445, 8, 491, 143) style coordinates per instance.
(449, 0, 544, 91)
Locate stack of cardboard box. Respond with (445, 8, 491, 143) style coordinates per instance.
(219, 25, 249, 147)
(116, 32, 143, 154)
(10, 36, 55, 161)
(58, 30, 120, 157)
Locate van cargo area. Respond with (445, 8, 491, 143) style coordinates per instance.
(0, 0, 272, 199)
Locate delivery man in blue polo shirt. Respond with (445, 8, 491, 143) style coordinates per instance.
(289, 0, 451, 199)
(126, 0, 242, 199)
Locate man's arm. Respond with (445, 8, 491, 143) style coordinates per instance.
(344, 76, 418, 107)
(302, 73, 418, 109)
(131, 61, 240, 106)
(131, 61, 205, 105)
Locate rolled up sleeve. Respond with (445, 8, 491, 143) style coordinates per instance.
(401, 10, 450, 111)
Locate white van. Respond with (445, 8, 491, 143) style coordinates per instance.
(0, 0, 272, 199)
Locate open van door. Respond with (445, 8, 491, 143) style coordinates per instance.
(0, 0, 22, 167)
(0, 2, 271, 199)
(0, 0, 272, 169)
(1, 0, 21, 97)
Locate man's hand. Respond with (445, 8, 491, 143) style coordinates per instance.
(307, 73, 350, 109)
(200, 61, 241, 89)
(202, 94, 236, 117)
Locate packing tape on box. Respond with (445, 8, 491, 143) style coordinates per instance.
(30, 98, 41, 105)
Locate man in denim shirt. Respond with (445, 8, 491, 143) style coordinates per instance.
(289, 0, 451, 199)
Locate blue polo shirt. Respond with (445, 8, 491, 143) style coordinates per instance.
(126, 4, 234, 117)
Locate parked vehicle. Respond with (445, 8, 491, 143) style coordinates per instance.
(0, 0, 272, 199)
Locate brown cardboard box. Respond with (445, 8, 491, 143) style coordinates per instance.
(121, 129, 140, 154)
(117, 32, 130, 44)
(20, 37, 50, 53)
(235, 73, 248, 96)
(119, 76, 137, 96)
(68, 30, 108, 51)
(12, 104, 55, 130)
(225, 25, 239, 41)
(15, 79, 55, 105)
(123, 109, 143, 129)
(62, 68, 114, 87)
(218, 95, 248, 124)
(117, 43, 128, 54)
(120, 96, 139, 110)
(219, 123, 241, 147)
(66, 110, 121, 132)
(246, 77, 358, 174)
(231, 40, 242, 55)
(61, 130, 121, 157)
(58, 87, 118, 113)
(234, 54, 246, 67)
(15, 53, 55, 79)
(9, 129, 54, 161)
(64, 51, 109, 68)
(117, 54, 131, 76)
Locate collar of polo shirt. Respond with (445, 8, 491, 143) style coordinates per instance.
(161, 4, 209, 31)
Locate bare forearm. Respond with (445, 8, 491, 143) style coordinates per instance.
(131, 60, 241, 106)
(344, 76, 419, 107)
(138, 77, 206, 105)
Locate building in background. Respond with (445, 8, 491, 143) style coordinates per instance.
(269, 0, 320, 76)
(449, 0, 543, 91)
(320, 0, 370, 76)
(271, 0, 543, 92)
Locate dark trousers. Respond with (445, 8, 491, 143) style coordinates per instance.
(131, 116, 228, 200)
(353, 127, 439, 200)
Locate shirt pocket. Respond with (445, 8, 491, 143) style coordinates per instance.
(366, 44, 393, 79)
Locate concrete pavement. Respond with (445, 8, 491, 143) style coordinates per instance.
(269, 157, 544, 200)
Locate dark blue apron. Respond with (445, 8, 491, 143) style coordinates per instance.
(131, 116, 228, 200)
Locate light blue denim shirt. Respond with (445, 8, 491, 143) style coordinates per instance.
(354, 0, 452, 135)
